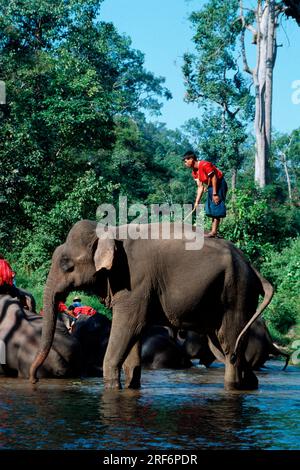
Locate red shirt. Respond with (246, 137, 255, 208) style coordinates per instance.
(74, 306, 97, 317)
(0, 259, 14, 287)
(192, 160, 223, 185)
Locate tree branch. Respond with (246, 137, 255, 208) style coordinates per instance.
(240, 28, 254, 75)
(239, 1, 254, 75)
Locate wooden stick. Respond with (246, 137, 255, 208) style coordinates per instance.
(183, 207, 196, 221)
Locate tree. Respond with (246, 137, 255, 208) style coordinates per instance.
(239, 0, 300, 187)
(183, 0, 254, 189)
(183, 111, 250, 190)
(272, 129, 300, 201)
(0, 0, 170, 251)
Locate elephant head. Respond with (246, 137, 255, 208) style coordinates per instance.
(29, 220, 121, 382)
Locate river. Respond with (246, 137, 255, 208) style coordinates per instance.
(0, 361, 299, 450)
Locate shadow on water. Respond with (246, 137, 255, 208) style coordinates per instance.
(0, 361, 299, 450)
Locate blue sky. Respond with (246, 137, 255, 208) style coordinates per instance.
(100, 0, 300, 133)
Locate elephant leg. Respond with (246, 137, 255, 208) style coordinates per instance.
(217, 318, 244, 390)
(223, 356, 241, 390)
(103, 301, 146, 390)
(123, 340, 141, 389)
(218, 325, 258, 391)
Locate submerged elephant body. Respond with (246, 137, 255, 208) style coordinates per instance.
(245, 318, 290, 370)
(179, 319, 289, 370)
(30, 221, 273, 391)
(141, 325, 192, 369)
(72, 312, 111, 376)
(0, 294, 81, 378)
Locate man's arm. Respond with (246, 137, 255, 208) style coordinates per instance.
(210, 173, 220, 204)
(194, 180, 204, 207)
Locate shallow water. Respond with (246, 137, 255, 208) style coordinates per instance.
(0, 361, 299, 450)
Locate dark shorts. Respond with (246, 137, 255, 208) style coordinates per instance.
(205, 177, 228, 218)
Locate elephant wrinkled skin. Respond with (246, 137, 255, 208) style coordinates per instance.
(30, 221, 273, 391)
(0, 294, 81, 378)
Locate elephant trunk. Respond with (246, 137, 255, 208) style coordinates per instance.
(29, 276, 64, 383)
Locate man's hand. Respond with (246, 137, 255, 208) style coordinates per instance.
(213, 194, 220, 204)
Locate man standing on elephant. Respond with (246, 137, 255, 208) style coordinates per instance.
(183, 150, 228, 238)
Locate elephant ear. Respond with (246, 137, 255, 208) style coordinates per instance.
(94, 236, 116, 271)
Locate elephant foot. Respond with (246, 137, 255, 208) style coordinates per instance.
(124, 366, 141, 389)
(125, 378, 141, 389)
(125, 381, 141, 389)
(224, 381, 240, 391)
(224, 373, 259, 391)
(29, 375, 39, 385)
(104, 379, 122, 390)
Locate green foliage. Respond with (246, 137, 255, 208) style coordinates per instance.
(260, 238, 300, 339)
(218, 187, 299, 344)
(0, 0, 170, 252)
(220, 185, 300, 262)
(17, 170, 118, 270)
(271, 129, 300, 201)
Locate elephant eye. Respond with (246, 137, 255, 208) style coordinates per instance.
(60, 256, 75, 273)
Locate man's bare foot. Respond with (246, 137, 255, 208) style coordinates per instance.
(205, 232, 217, 238)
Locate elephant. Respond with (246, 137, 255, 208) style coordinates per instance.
(15, 287, 37, 313)
(179, 319, 289, 370)
(177, 330, 216, 368)
(0, 294, 81, 378)
(244, 318, 290, 370)
(141, 325, 192, 369)
(0, 282, 37, 313)
(30, 220, 273, 391)
(72, 312, 111, 376)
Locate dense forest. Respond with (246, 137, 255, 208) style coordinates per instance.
(0, 0, 299, 347)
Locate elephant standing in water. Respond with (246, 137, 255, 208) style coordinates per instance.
(30, 220, 273, 391)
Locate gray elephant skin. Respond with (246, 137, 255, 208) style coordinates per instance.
(0, 293, 114, 378)
(30, 220, 273, 391)
(141, 325, 192, 369)
(179, 319, 289, 370)
(0, 294, 81, 378)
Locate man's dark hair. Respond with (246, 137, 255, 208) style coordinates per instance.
(182, 150, 197, 161)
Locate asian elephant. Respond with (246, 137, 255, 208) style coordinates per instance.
(179, 319, 289, 370)
(72, 312, 111, 377)
(245, 318, 290, 370)
(177, 330, 216, 368)
(30, 220, 273, 391)
(141, 325, 192, 369)
(0, 294, 81, 378)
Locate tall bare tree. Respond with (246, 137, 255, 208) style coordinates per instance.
(239, 0, 300, 187)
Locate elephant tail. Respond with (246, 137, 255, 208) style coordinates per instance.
(231, 268, 274, 365)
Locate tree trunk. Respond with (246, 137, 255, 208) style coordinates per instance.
(253, 0, 277, 188)
(281, 152, 292, 201)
